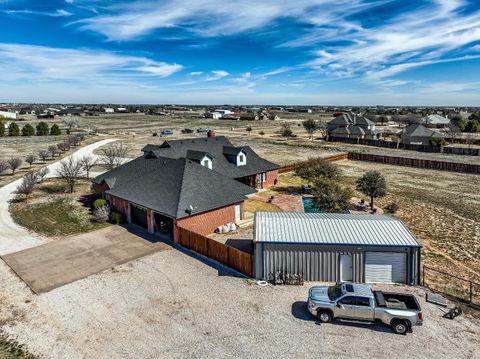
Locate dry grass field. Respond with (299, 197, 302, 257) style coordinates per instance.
(2, 113, 479, 302)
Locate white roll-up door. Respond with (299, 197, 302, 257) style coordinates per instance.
(365, 252, 406, 283)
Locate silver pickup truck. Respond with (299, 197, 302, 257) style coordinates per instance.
(307, 283, 423, 334)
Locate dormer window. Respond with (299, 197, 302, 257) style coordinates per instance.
(201, 155, 213, 169)
(236, 151, 246, 166)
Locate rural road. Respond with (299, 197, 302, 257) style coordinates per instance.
(0, 138, 118, 255)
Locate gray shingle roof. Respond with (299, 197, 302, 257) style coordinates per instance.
(254, 212, 421, 247)
(403, 124, 443, 138)
(141, 136, 279, 178)
(94, 156, 255, 219)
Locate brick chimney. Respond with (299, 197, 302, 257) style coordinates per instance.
(207, 130, 216, 137)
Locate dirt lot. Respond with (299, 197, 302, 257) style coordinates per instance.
(0, 248, 479, 359)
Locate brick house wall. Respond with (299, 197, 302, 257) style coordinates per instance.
(175, 202, 243, 241)
(264, 169, 279, 187)
(92, 182, 109, 195)
(108, 195, 130, 221)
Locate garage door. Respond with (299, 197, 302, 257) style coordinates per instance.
(130, 204, 148, 229)
(365, 252, 406, 283)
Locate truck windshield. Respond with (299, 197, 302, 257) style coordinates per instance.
(327, 284, 343, 300)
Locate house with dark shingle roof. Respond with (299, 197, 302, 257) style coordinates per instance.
(93, 136, 279, 241)
(327, 112, 379, 140)
(401, 124, 444, 145)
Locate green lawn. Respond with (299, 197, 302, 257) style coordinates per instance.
(10, 179, 109, 237)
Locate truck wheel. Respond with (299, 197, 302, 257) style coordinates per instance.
(317, 310, 332, 323)
(392, 320, 408, 335)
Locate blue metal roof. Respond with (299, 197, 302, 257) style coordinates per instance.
(254, 212, 421, 247)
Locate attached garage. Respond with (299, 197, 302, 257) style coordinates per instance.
(130, 204, 148, 229)
(254, 212, 422, 285)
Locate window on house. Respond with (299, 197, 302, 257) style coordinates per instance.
(239, 155, 245, 162)
(261, 172, 267, 182)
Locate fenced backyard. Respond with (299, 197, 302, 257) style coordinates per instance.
(423, 266, 480, 307)
(348, 152, 480, 174)
(177, 227, 254, 277)
(328, 136, 480, 156)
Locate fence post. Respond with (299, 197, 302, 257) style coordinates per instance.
(470, 281, 473, 304)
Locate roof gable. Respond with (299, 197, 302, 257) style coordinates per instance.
(143, 136, 278, 178)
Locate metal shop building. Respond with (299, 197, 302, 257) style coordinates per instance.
(254, 212, 422, 285)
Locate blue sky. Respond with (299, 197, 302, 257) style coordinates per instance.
(0, 0, 480, 105)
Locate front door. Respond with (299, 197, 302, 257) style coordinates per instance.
(235, 205, 242, 222)
(340, 254, 353, 282)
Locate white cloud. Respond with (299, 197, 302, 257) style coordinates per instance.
(77, 0, 371, 41)
(210, 70, 229, 79)
(3, 9, 73, 17)
(304, 0, 480, 83)
(0, 43, 183, 81)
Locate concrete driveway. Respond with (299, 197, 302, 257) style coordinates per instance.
(0, 138, 118, 255)
(1, 226, 169, 294)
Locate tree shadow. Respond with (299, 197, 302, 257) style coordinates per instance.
(39, 183, 65, 194)
(273, 185, 301, 195)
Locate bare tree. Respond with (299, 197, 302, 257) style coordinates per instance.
(48, 145, 58, 159)
(35, 167, 50, 183)
(101, 143, 128, 170)
(63, 116, 80, 132)
(38, 150, 50, 162)
(81, 155, 97, 179)
(57, 142, 68, 152)
(0, 160, 8, 175)
(16, 171, 37, 201)
(56, 157, 83, 193)
(25, 154, 37, 168)
(7, 157, 22, 175)
(93, 205, 110, 223)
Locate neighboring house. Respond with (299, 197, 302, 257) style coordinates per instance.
(57, 108, 84, 116)
(117, 107, 128, 112)
(253, 212, 422, 285)
(401, 124, 444, 145)
(268, 112, 280, 120)
(422, 114, 450, 128)
(104, 108, 115, 113)
(239, 113, 259, 121)
(93, 136, 279, 241)
(204, 112, 222, 119)
(213, 109, 234, 116)
(0, 110, 18, 120)
(327, 112, 378, 140)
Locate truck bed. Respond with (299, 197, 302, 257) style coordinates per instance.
(373, 291, 420, 311)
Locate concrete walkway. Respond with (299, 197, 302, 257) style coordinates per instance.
(0, 138, 118, 255)
(1, 226, 169, 294)
(271, 194, 304, 212)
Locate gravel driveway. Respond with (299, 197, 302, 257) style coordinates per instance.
(0, 248, 478, 359)
(0, 138, 117, 255)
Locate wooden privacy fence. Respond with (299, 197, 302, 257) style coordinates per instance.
(177, 227, 254, 277)
(348, 152, 480, 175)
(279, 152, 348, 173)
